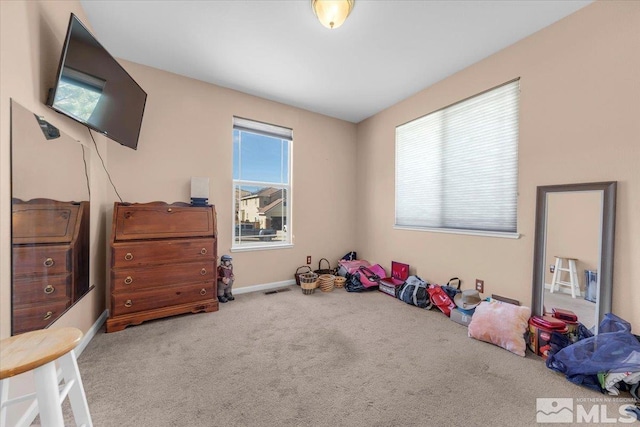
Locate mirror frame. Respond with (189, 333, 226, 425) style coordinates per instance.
(532, 181, 616, 334)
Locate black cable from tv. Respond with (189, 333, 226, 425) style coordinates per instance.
(88, 128, 123, 203)
(81, 144, 91, 199)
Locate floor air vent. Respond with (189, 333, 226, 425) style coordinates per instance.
(264, 288, 291, 295)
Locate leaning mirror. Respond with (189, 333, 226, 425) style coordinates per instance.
(532, 182, 616, 335)
(10, 99, 91, 335)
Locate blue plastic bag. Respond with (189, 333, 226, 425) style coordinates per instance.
(547, 332, 640, 375)
(599, 313, 632, 333)
(546, 313, 640, 392)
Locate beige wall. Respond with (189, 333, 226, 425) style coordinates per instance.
(356, 0, 640, 331)
(104, 60, 358, 289)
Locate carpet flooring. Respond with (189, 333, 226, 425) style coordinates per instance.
(70, 285, 630, 426)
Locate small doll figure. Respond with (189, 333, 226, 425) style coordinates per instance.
(217, 254, 235, 303)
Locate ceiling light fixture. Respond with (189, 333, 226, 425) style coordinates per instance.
(312, 0, 354, 30)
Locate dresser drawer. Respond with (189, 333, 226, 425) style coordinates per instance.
(13, 274, 71, 305)
(111, 281, 215, 317)
(111, 261, 215, 292)
(13, 246, 71, 276)
(114, 203, 215, 240)
(112, 239, 215, 267)
(12, 299, 71, 335)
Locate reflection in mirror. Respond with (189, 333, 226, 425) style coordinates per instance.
(53, 67, 105, 121)
(532, 182, 616, 335)
(10, 99, 91, 335)
(543, 192, 601, 331)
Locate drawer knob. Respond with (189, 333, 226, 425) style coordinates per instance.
(43, 311, 53, 320)
(167, 208, 172, 212)
(200, 248, 207, 255)
(43, 258, 55, 267)
(124, 300, 133, 308)
(44, 285, 55, 294)
(200, 268, 207, 276)
(124, 253, 134, 261)
(124, 276, 133, 285)
(200, 288, 207, 295)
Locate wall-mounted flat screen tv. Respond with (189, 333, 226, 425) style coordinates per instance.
(47, 13, 147, 150)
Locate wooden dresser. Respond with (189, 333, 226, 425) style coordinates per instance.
(107, 202, 218, 332)
(12, 199, 90, 335)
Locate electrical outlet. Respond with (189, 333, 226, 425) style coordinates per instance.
(550, 264, 555, 273)
(475, 279, 484, 293)
(306, 256, 311, 265)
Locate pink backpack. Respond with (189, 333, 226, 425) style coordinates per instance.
(357, 264, 386, 288)
(337, 259, 371, 277)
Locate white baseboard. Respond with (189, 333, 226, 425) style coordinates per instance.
(233, 279, 296, 295)
(76, 309, 108, 356)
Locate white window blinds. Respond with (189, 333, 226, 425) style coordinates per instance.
(233, 117, 292, 140)
(395, 79, 520, 235)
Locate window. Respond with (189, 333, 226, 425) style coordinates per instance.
(233, 117, 292, 249)
(395, 79, 520, 237)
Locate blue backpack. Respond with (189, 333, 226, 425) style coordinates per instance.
(397, 276, 432, 309)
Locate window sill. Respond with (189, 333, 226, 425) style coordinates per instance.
(394, 225, 520, 239)
(231, 243, 294, 253)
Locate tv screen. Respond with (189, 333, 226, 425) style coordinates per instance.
(47, 13, 147, 150)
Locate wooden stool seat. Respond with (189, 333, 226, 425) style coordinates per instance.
(0, 327, 93, 427)
(1, 328, 82, 380)
(550, 256, 581, 298)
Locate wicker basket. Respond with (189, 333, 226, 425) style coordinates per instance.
(299, 272, 319, 295)
(314, 258, 335, 276)
(334, 276, 346, 288)
(294, 265, 313, 286)
(318, 274, 335, 292)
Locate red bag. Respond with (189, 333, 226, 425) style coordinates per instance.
(427, 285, 456, 317)
(357, 264, 386, 288)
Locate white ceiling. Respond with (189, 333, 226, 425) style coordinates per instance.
(80, 0, 593, 123)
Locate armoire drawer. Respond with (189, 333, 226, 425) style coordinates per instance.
(13, 246, 70, 276)
(111, 261, 215, 292)
(112, 239, 215, 268)
(111, 281, 215, 317)
(12, 299, 71, 335)
(12, 274, 71, 305)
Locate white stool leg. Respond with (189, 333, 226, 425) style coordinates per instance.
(33, 361, 64, 427)
(569, 259, 580, 298)
(1, 378, 8, 427)
(59, 350, 93, 427)
(550, 257, 561, 293)
(1, 377, 40, 427)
